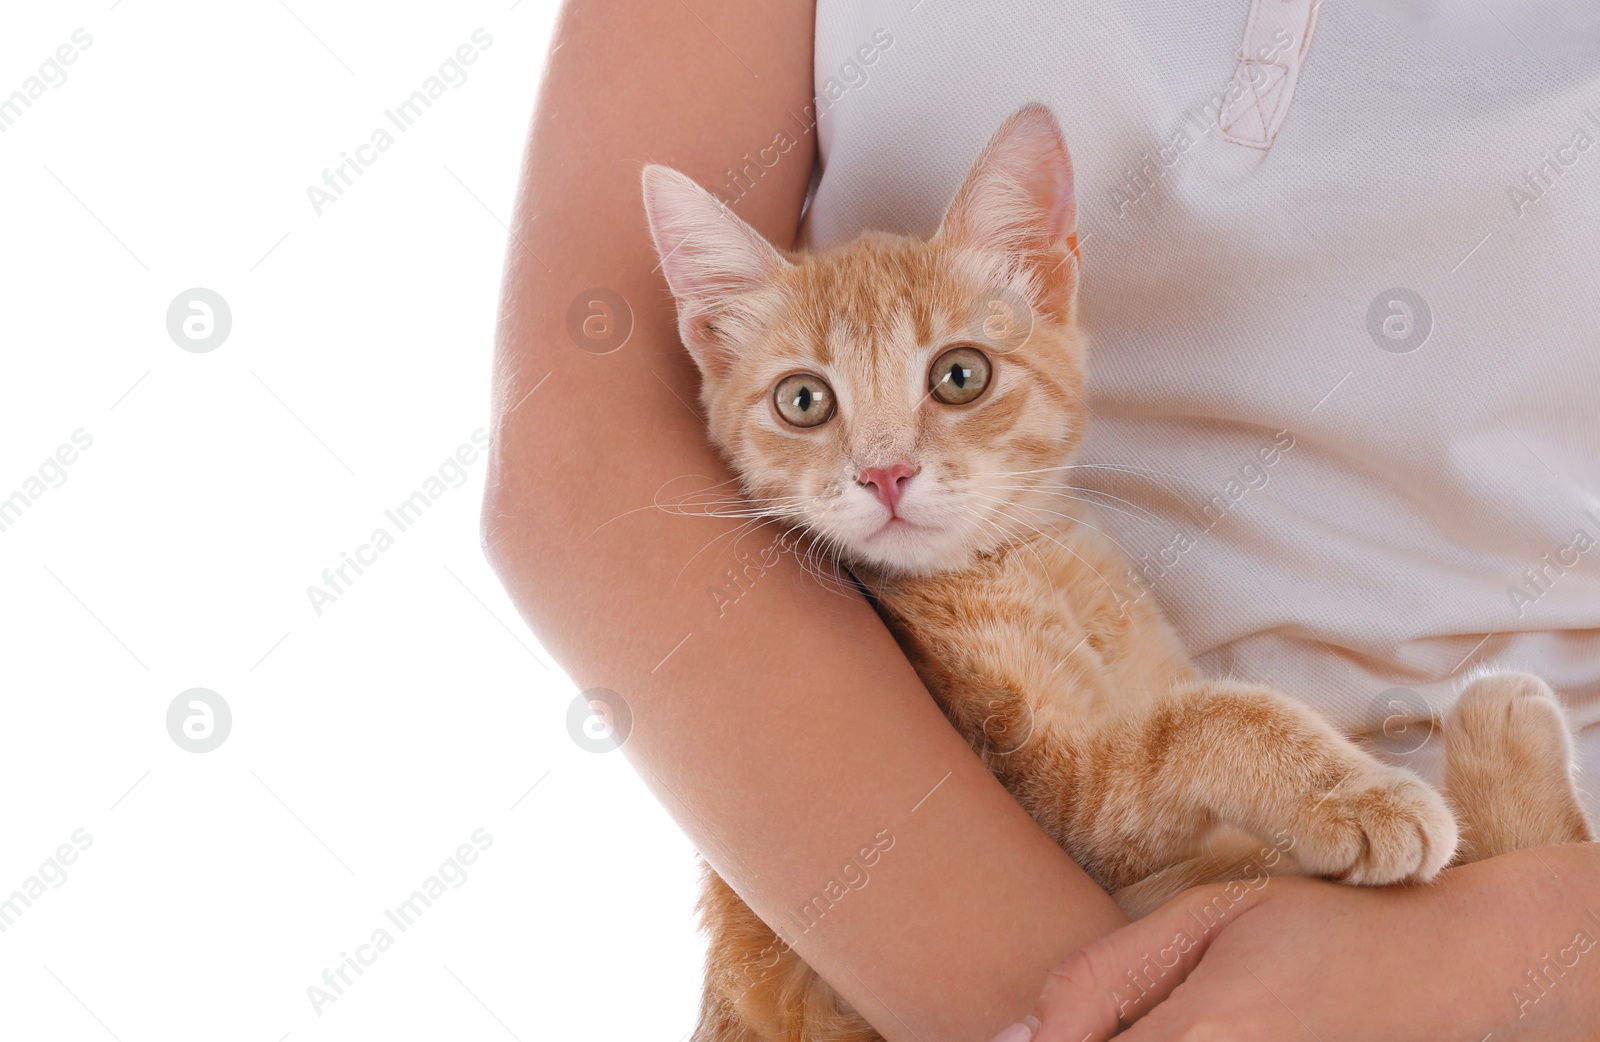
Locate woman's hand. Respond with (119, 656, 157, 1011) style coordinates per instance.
(991, 843, 1600, 1041)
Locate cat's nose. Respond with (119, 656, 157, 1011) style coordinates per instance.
(856, 463, 919, 513)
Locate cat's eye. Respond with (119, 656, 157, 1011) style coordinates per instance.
(772, 372, 836, 428)
(928, 346, 992, 405)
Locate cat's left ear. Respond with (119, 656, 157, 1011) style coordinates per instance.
(935, 103, 1079, 317)
(642, 164, 792, 375)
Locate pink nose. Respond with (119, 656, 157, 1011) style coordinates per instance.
(857, 463, 919, 513)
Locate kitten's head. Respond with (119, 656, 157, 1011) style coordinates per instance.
(643, 104, 1086, 576)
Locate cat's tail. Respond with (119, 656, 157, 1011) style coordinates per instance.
(690, 995, 764, 1042)
(1109, 826, 1308, 919)
(693, 859, 883, 1042)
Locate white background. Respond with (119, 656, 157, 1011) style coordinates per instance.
(0, 2, 708, 1039)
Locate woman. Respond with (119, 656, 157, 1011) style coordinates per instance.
(483, 1, 1600, 1037)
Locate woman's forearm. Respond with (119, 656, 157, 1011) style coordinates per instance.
(481, 2, 1127, 1038)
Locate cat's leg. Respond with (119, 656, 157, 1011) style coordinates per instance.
(694, 862, 882, 1042)
(1083, 680, 1459, 888)
(1443, 671, 1595, 864)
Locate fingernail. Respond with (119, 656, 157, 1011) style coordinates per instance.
(988, 1015, 1041, 1042)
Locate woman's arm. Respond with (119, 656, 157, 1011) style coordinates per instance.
(481, 2, 1127, 1038)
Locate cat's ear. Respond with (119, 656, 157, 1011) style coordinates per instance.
(642, 164, 791, 374)
(935, 104, 1079, 316)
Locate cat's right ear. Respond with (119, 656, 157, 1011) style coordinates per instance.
(641, 165, 790, 374)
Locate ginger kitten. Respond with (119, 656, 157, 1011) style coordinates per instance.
(642, 104, 1595, 1042)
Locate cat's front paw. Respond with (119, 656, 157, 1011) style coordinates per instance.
(1445, 671, 1595, 856)
(1287, 765, 1459, 885)
(1448, 671, 1576, 777)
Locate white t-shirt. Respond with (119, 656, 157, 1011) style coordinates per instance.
(803, 0, 1600, 818)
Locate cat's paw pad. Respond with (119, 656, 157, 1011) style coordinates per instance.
(1288, 766, 1459, 885)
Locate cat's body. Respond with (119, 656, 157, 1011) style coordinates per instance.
(641, 105, 1596, 1042)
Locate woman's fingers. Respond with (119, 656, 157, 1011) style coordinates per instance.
(1022, 878, 1273, 1042)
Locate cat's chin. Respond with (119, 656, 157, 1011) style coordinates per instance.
(842, 520, 989, 578)
(868, 517, 924, 539)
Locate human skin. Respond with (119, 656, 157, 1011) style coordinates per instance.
(482, 3, 1600, 1040)
(480, 1, 1126, 1039)
(1016, 843, 1600, 1041)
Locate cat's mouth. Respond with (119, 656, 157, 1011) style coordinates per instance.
(867, 516, 926, 539)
